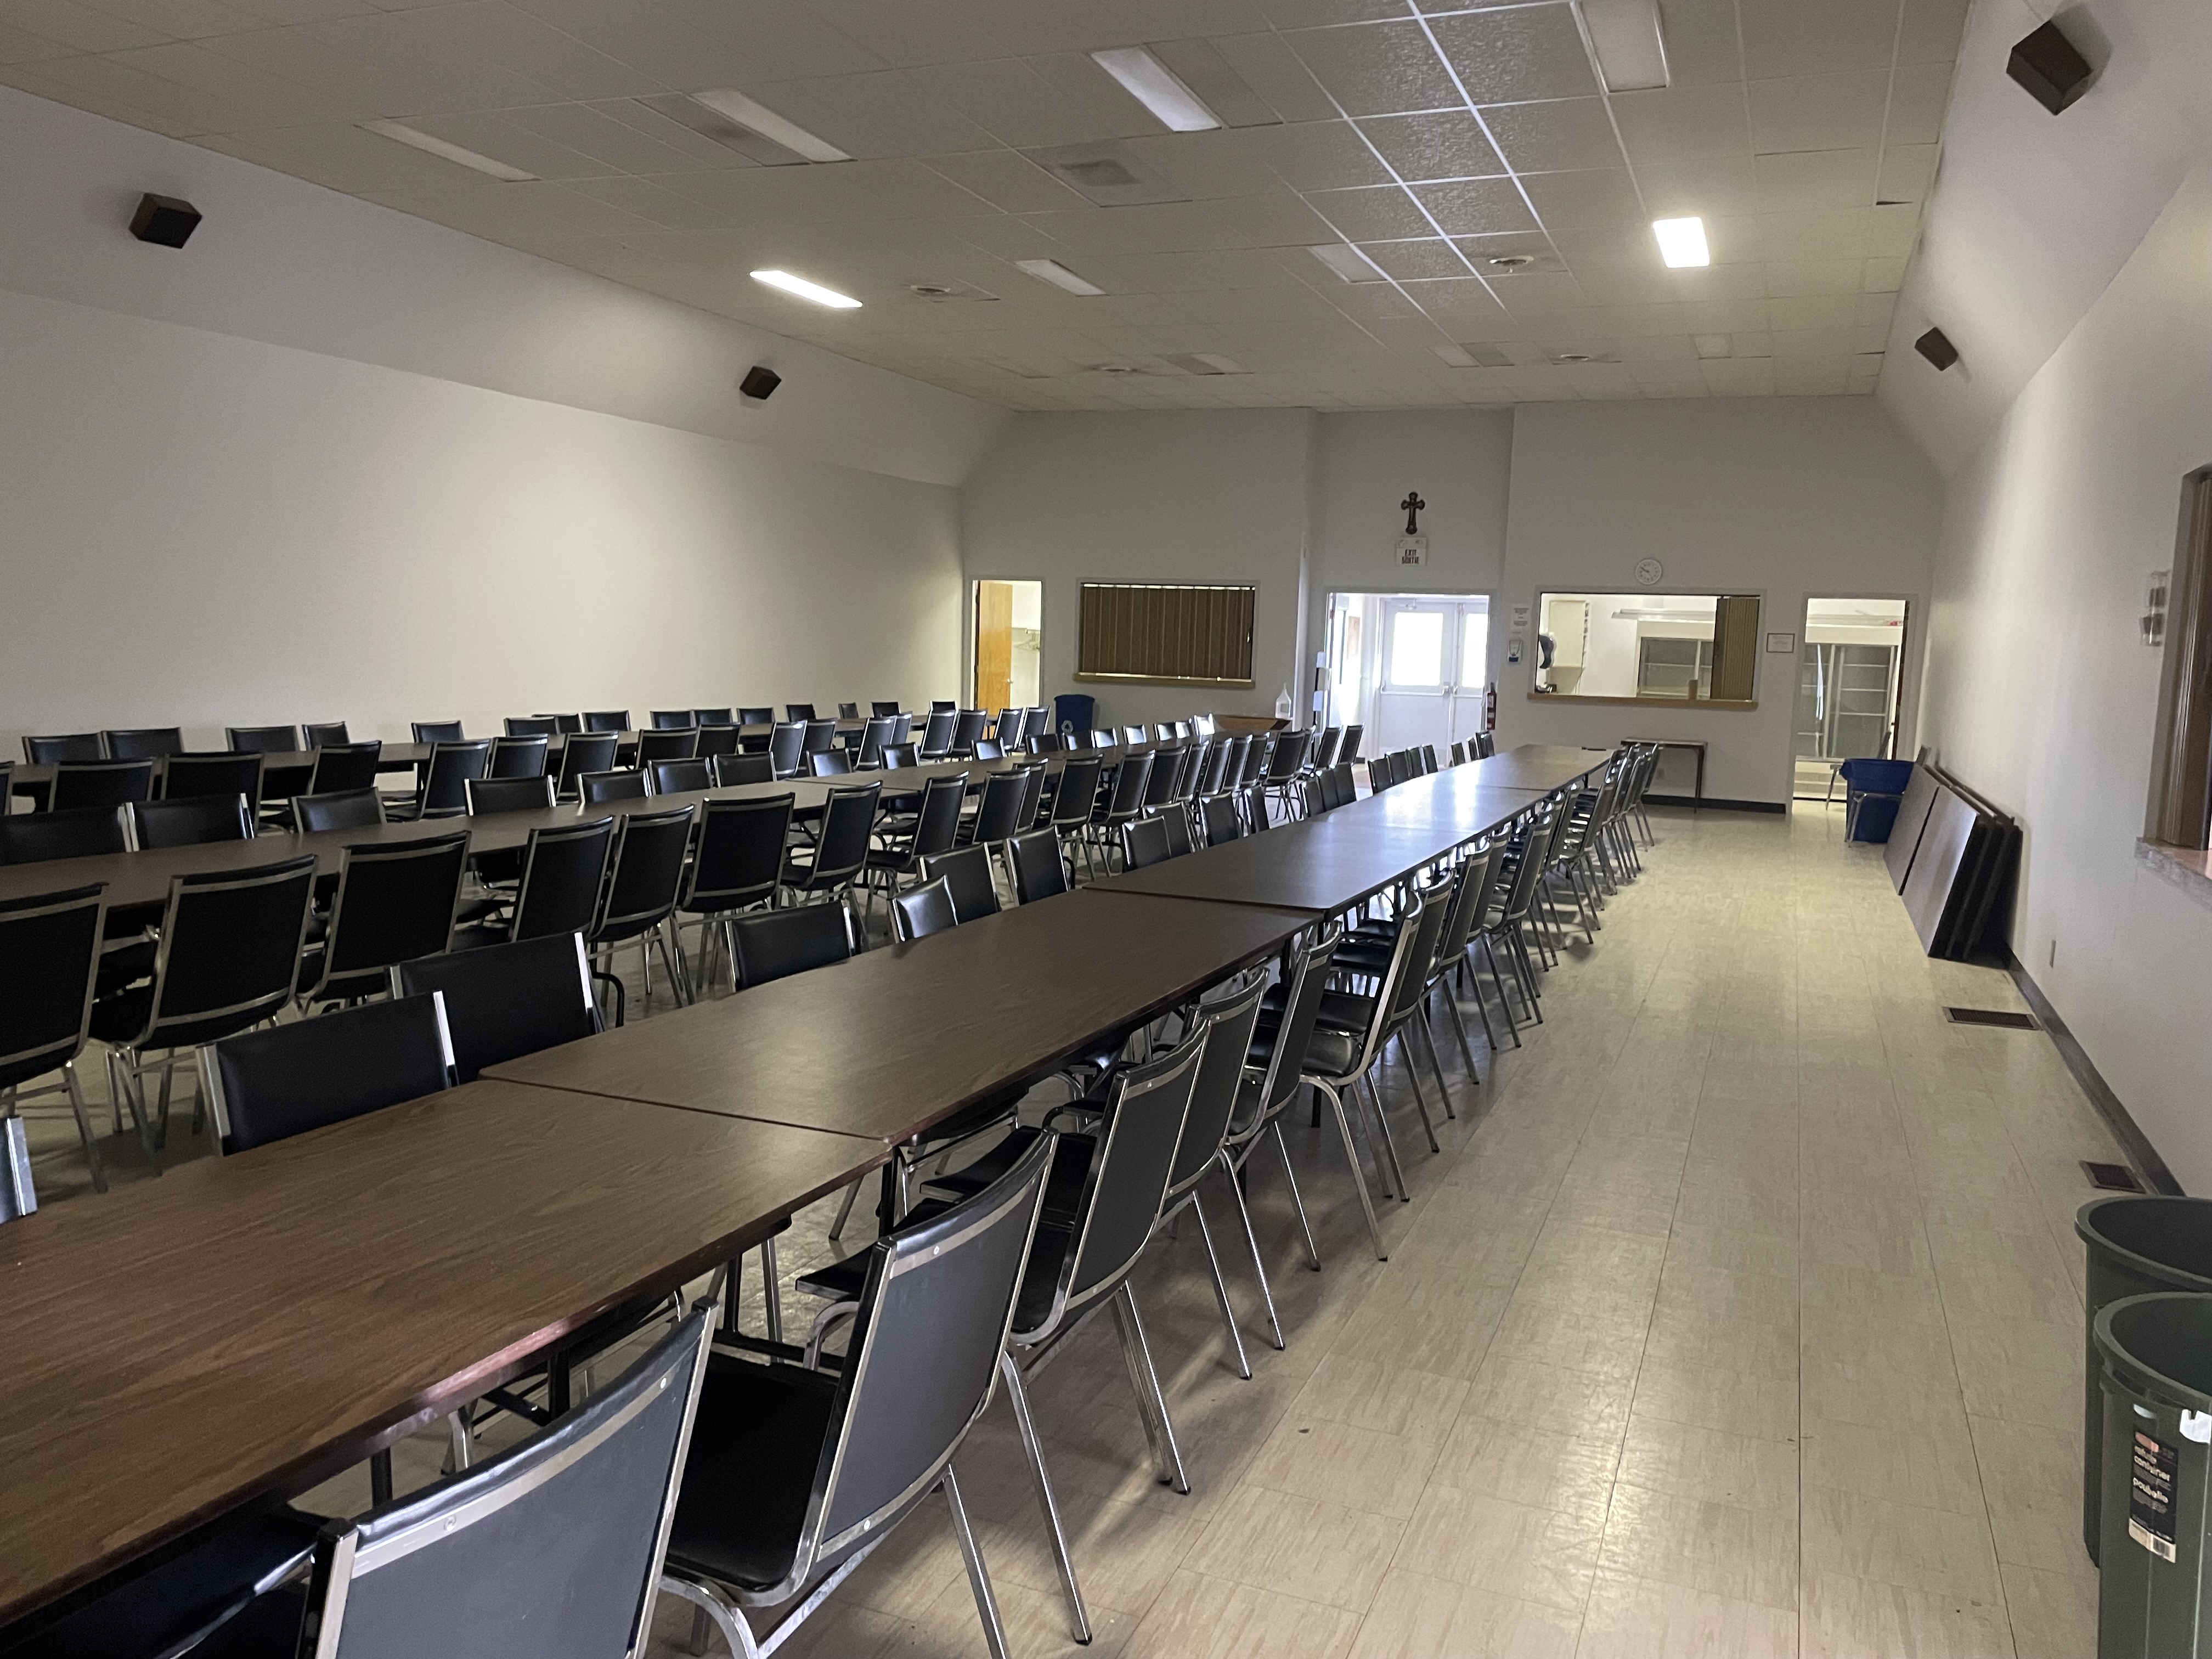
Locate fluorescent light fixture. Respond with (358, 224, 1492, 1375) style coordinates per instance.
(1090, 45, 1223, 132)
(1652, 216, 1710, 268)
(1014, 258, 1106, 296)
(1431, 343, 1476, 367)
(1309, 242, 1384, 284)
(689, 89, 849, 162)
(750, 269, 861, 308)
(1582, 0, 1671, 91)
(360, 120, 535, 181)
(1164, 352, 1246, 375)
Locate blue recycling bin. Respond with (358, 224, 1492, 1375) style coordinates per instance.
(1840, 758, 1914, 842)
(1052, 693, 1096, 735)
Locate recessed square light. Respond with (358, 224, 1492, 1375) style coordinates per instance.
(1309, 243, 1384, 284)
(751, 269, 861, 308)
(1583, 0, 1671, 91)
(1652, 216, 1710, 268)
(1090, 46, 1223, 132)
(360, 120, 535, 182)
(1014, 258, 1106, 296)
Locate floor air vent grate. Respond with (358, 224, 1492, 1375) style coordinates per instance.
(1943, 1007, 2040, 1030)
(2083, 1161, 2147, 1193)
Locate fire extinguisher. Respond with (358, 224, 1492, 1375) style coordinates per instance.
(1484, 681, 1498, 732)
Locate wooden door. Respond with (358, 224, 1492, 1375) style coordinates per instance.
(974, 581, 1014, 713)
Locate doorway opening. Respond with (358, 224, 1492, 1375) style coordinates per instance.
(1793, 597, 1909, 798)
(973, 580, 1041, 713)
(1323, 591, 1492, 757)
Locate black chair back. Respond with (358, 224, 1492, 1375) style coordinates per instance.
(713, 752, 775, 786)
(1008, 828, 1069, 902)
(303, 830, 469, 1004)
(1161, 809, 1194, 857)
(695, 725, 742, 759)
(637, 729, 699, 765)
(880, 745, 916, 770)
(121, 857, 318, 1050)
(731, 904, 852, 988)
(205, 992, 453, 1154)
(807, 751, 851, 777)
(1014, 763, 1049, 831)
(899, 775, 967, 867)
(801, 784, 881, 891)
(1339, 723, 1364, 763)
(583, 710, 630, 733)
(834, 702, 858, 720)
(396, 933, 600, 1084)
(510, 817, 616, 942)
(1243, 781, 1271, 831)
(294, 788, 385, 833)
(647, 759, 713, 795)
(650, 709, 694, 730)
(303, 721, 351, 749)
(856, 716, 900, 768)
(1047, 756, 1102, 833)
(592, 805, 696, 945)
(305, 741, 382, 796)
(695, 707, 735, 728)
(1318, 765, 1348, 810)
(0, 883, 105, 1093)
(129, 794, 252, 850)
(1198, 793, 1242, 847)
(872, 701, 902, 718)
(891, 877, 957, 943)
(1139, 749, 1181, 812)
(949, 709, 988, 757)
(1166, 973, 1269, 1199)
(103, 727, 184, 760)
(684, 797, 792, 916)
(162, 753, 265, 812)
(411, 721, 464, 744)
(23, 733, 101, 764)
(1101, 752, 1153, 822)
(1315, 727, 1342, 768)
(487, 735, 550, 779)
(416, 741, 493, 817)
(0, 805, 129, 864)
(965, 771, 1026, 845)
(737, 707, 773, 727)
(785, 703, 817, 723)
(555, 733, 620, 798)
(1119, 815, 1172, 870)
(1267, 732, 1309, 782)
(1196, 741, 1230, 796)
(308, 1307, 712, 1658)
(537, 713, 585, 735)
(580, 770, 648, 805)
(227, 725, 300, 754)
(466, 775, 554, 815)
(917, 710, 957, 758)
(1245, 924, 1341, 1132)
(768, 723, 806, 779)
(52, 760, 154, 812)
(920, 845, 1000, 923)
(1024, 732, 1065, 754)
(1238, 736, 1272, 788)
(800, 719, 838, 756)
(930, 700, 956, 714)
(504, 716, 562, 737)
(971, 738, 1003, 762)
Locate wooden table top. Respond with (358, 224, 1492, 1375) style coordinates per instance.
(12, 748, 426, 792)
(1458, 744, 1616, 794)
(486, 889, 1310, 1143)
(0, 1078, 879, 1627)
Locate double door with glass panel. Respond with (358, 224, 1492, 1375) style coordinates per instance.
(1373, 598, 1491, 758)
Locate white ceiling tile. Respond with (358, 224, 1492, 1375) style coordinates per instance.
(4, 0, 168, 51)
(656, 0, 887, 78)
(1610, 83, 1751, 165)
(1519, 167, 1639, 230)
(21, 45, 264, 127)
(1682, 297, 1771, 331)
(1121, 128, 1291, 198)
(924, 148, 1085, 212)
(77, 0, 270, 37)
(731, 71, 1003, 159)
(1245, 117, 1392, 189)
(105, 37, 338, 120)
(906, 57, 1120, 148)
(1765, 292, 1857, 330)
(1727, 329, 1771, 356)
(1635, 155, 1756, 218)
(1570, 262, 1680, 304)
(1860, 255, 1904, 291)
(1654, 0, 1745, 88)
(1738, 0, 1899, 78)
(1308, 182, 1433, 239)
(1356, 110, 1504, 181)
(1023, 201, 1254, 255)
(417, 4, 663, 101)
(1753, 146, 1877, 211)
(799, 0, 1017, 68)
(0, 21, 92, 58)
(1851, 322, 1889, 352)
(1663, 259, 1767, 300)
(503, 0, 758, 86)
(1702, 357, 1775, 390)
(1360, 236, 1469, 280)
(1746, 71, 1887, 153)
(1412, 175, 1536, 235)
(1211, 28, 1336, 123)
(1548, 222, 1649, 263)
(501, 100, 719, 174)
(1854, 291, 1895, 328)
(1480, 98, 1622, 173)
(1209, 190, 1336, 246)
(1616, 332, 1695, 362)
(1026, 50, 1178, 139)
(1430, 3, 1598, 105)
(1761, 258, 1863, 296)
(1883, 60, 1954, 146)
(1284, 19, 1460, 117)
(1874, 143, 1937, 205)
(1757, 207, 1868, 262)
(1864, 200, 1920, 257)
(1895, 0, 1969, 65)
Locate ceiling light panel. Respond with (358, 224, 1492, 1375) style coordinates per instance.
(1652, 216, 1712, 267)
(360, 121, 536, 182)
(1090, 46, 1222, 132)
(1308, 243, 1386, 284)
(1147, 38, 1283, 129)
(1582, 0, 1672, 92)
(645, 91, 850, 166)
(1014, 259, 1107, 296)
(751, 269, 861, 308)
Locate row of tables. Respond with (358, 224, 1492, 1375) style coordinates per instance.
(0, 743, 1612, 1629)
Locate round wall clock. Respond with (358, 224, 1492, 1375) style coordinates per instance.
(1634, 558, 1664, 586)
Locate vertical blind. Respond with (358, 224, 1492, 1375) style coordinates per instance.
(1076, 583, 1256, 687)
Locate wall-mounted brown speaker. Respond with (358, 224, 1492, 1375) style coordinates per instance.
(739, 365, 781, 400)
(2007, 21, 2093, 114)
(129, 193, 201, 248)
(1915, 327, 1960, 371)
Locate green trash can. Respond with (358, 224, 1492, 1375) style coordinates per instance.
(2079, 1197, 2212, 1563)
(2095, 1293, 2212, 1656)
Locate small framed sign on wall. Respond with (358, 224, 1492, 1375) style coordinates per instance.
(1765, 631, 1797, 653)
(1396, 535, 1426, 567)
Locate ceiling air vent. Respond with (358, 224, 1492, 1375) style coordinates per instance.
(1544, 346, 1620, 365)
(1025, 142, 1189, 206)
(908, 280, 998, 302)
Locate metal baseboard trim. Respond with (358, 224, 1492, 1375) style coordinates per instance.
(1645, 794, 1787, 815)
(2007, 955, 2182, 1197)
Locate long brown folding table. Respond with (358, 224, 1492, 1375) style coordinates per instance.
(0, 1079, 882, 1627)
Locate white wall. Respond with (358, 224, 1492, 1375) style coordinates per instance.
(1311, 410, 1515, 602)
(0, 87, 1001, 747)
(1501, 399, 1946, 803)
(959, 410, 1314, 731)
(1919, 156, 2212, 1188)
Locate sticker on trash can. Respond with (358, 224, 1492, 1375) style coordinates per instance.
(2130, 1430, 2179, 1562)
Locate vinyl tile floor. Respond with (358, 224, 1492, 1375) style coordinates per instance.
(16, 803, 2120, 1657)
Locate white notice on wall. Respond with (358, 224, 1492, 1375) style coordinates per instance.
(1396, 535, 1426, 567)
(1510, 603, 1532, 631)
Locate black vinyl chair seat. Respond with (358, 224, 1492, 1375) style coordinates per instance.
(665, 1359, 837, 1593)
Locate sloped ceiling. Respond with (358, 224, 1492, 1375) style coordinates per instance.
(1878, 0, 2212, 475)
(0, 0, 1970, 411)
